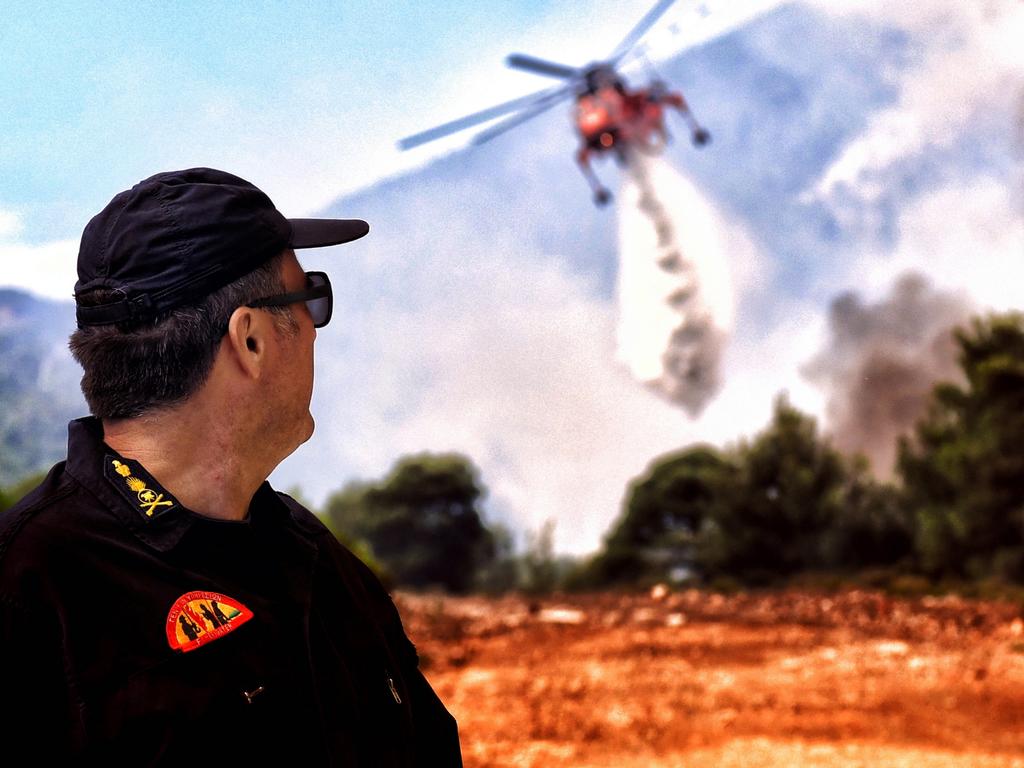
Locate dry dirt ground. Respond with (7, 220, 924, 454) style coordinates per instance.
(395, 590, 1024, 768)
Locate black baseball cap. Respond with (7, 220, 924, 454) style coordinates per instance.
(74, 167, 369, 327)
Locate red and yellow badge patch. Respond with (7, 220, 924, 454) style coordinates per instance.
(166, 591, 253, 653)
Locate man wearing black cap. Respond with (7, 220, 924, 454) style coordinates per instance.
(0, 168, 463, 765)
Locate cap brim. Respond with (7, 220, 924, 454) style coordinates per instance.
(288, 218, 369, 249)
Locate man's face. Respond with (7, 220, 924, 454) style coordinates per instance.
(266, 250, 318, 451)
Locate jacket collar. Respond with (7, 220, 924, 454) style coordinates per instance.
(64, 416, 300, 552)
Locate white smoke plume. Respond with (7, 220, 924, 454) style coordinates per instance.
(615, 152, 734, 417)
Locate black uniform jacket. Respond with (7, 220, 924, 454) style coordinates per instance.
(0, 418, 462, 766)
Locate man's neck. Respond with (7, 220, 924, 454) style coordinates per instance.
(102, 403, 270, 522)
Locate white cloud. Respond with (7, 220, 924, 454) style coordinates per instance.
(806, 0, 1024, 200)
(691, 296, 829, 458)
(0, 236, 78, 301)
(850, 176, 1024, 312)
(282, 251, 696, 556)
(0, 210, 22, 239)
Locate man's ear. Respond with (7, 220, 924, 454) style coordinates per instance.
(225, 307, 267, 379)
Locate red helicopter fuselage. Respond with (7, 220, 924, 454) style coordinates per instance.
(572, 77, 706, 206)
(575, 84, 683, 155)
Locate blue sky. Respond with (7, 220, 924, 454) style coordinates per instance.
(2, 0, 550, 241)
(0, 0, 779, 253)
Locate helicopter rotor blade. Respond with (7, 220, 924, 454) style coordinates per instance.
(398, 86, 567, 150)
(471, 88, 573, 145)
(608, 0, 677, 64)
(505, 53, 579, 80)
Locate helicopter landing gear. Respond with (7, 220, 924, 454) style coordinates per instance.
(578, 147, 613, 207)
(692, 127, 711, 147)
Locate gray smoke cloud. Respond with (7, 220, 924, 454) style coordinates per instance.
(803, 272, 974, 476)
(616, 152, 729, 417)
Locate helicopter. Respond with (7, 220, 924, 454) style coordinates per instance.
(397, 0, 711, 207)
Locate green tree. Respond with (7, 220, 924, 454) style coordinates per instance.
(820, 458, 914, 572)
(695, 396, 849, 584)
(581, 446, 732, 586)
(326, 453, 495, 593)
(578, 397, 916, 589)
(898, 312, 1024, 580)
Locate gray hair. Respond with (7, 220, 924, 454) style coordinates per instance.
(70, 253, 297, 419)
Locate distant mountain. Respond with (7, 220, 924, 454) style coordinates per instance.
(0, 289, 84, 486)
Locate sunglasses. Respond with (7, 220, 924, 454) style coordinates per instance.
(247, 271, 333, 328)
